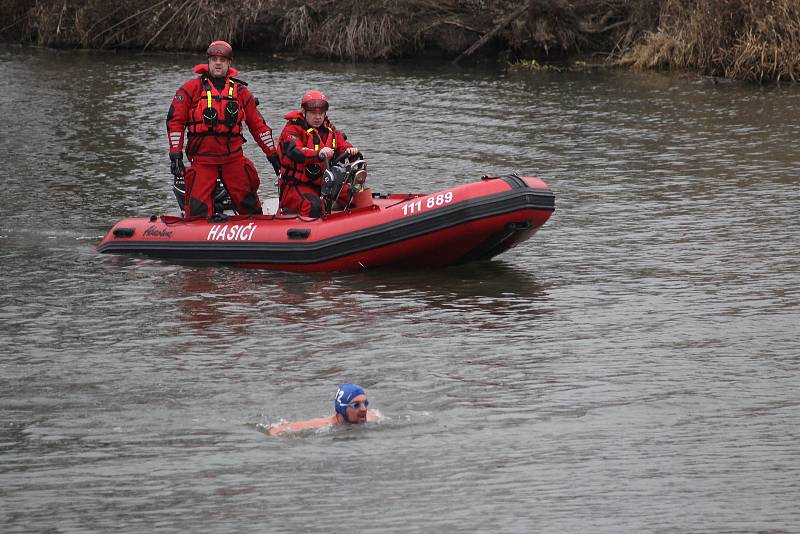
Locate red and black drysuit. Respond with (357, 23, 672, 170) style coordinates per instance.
(277, 111, 353, 218)
(166, 64, 277, 218)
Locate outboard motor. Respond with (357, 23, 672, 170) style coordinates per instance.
(173, 174, 185, 210)
(350, 158, 368, 192)
(320, 164, 347, 213)
(173, 176, 232, 214)
(212, 180, 233, 213)
(320, 153, 369, 214)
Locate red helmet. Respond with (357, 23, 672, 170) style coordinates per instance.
(301, 90, 329, 112)
(207, 40, 233, 59)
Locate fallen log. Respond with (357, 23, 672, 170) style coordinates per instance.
(453, 2, 529, 63)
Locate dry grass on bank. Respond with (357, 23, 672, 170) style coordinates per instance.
(0, 0, 479, 58)
(268, 0, 657, 61)
(271, 0, 508, 60)
(1, 0, 265, 50)
(277, 0, 414, 60)
(620, 0, 800, 82)
(2, 0, 633, 60)
(2, 0, 798, 82)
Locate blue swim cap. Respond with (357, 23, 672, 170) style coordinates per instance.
(334, 383, 365, 420)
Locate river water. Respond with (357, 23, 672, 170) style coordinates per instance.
(1, 47, 799, 533)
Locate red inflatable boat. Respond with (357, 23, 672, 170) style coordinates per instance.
(97, 173, 555, 272)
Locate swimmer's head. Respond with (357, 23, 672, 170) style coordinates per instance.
(334, 383, 367, 423)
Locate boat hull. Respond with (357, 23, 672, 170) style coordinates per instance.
(97, 175, 555, 272)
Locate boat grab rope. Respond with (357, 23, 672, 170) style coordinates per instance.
(385, 194, 417, 209)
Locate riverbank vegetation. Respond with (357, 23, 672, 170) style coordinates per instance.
(1, 0, 798, 82)
(620, 0, 800, 82)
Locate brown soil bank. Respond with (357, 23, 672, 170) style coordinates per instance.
(1, 0, 798, 82)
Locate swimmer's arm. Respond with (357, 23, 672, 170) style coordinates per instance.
(268, 416, 337, 436)
(367, 409, 381, 423)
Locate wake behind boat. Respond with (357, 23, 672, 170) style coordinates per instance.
(97, 173, 555, 272)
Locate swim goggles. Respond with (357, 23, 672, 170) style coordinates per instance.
(340, 399, 369, 410)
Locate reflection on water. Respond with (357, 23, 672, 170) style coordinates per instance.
(2, 48, 799, 532)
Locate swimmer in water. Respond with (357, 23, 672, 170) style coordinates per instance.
(268, 383, 380, 436)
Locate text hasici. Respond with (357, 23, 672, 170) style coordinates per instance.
(206, 223, 257, 241)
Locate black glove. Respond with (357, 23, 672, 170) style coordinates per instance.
(267, 154, 281, 176)
(170, 152, 185, 178)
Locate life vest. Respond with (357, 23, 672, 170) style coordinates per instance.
(281, 117, 338, 184)
(185, 76, 245, 158)
(188, 76, 243, 136)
